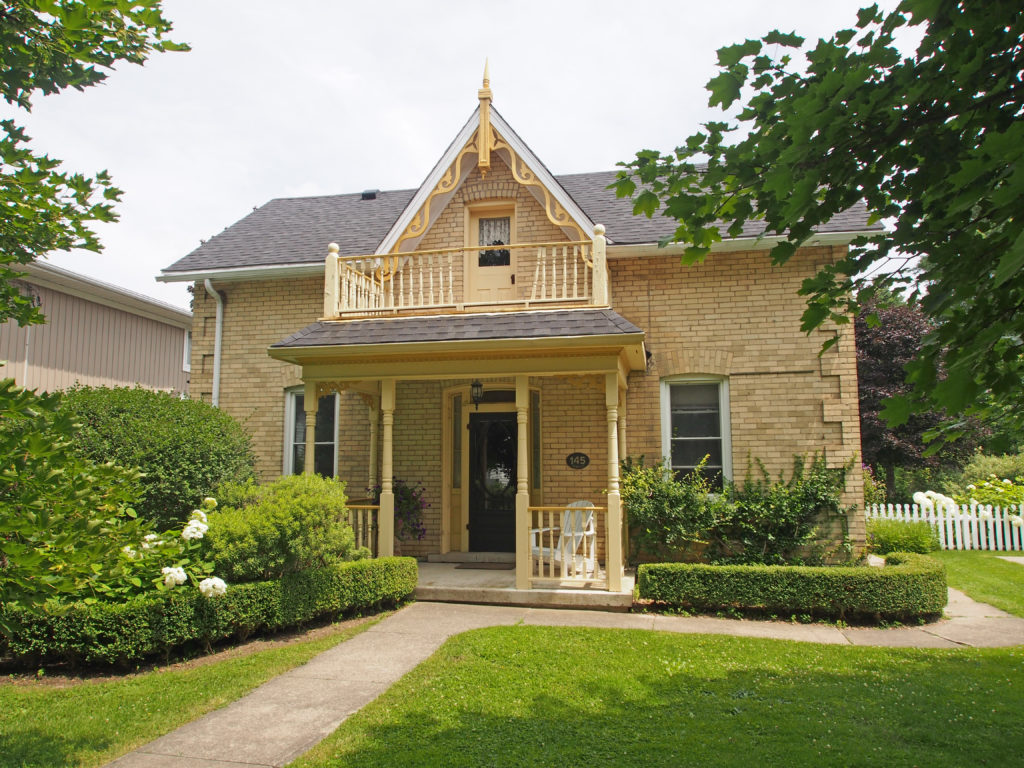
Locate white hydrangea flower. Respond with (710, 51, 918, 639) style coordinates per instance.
(202, 497, 218, 509)
(1010, 515, 1023, 529)
(199, 576, 227, 597)
(1004, 479, 1014, 485)
(122, 545, 138, 558)
(967, 484, 976, 491)
(912, 491, 928, 507)
(161, 566, 187, 588)
(182, 520, 209, 540)
(141, 533, 163, 550)
(190, 509, 208, 524)
(978, 508, 993, 520)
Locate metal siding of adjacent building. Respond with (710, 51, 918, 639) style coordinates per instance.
(0, 283, 190, 393)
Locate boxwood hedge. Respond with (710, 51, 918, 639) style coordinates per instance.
(636, 552, 947, 620)
(1, 557, 417, 667)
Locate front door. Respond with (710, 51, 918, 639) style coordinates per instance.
(468, 211, 516, 302)
(468, 411, 517, 551)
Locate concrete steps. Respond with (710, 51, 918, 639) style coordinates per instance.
(415, 562, 635, 612)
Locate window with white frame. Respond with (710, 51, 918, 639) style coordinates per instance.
(182, 330, 192, 372)
(661, 377, 731, 490)
(284, 389, 339, 477)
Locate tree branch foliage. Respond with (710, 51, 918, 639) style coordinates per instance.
(0, 0, 187, 326)
(614, 0, 1024, 443)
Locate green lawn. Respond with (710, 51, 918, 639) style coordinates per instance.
(0, 616, 381, 768)
(292, 625, 1024, 768)
(933, 550, 1024, 617)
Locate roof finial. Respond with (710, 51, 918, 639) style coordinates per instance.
(477, 59, 493, 177)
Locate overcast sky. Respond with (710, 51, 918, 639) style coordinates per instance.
(15, 0, 900, 311)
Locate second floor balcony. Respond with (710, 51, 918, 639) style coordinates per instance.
(322, 228, 610, 319)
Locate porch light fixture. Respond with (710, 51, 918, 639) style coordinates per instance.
(470, 380, 484, 410)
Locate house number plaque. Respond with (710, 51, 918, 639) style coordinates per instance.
(566, 452, 590, 470)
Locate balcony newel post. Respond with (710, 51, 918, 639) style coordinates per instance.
(515, 375, 530, 590)
(303, 380, 318, 475)
(378, 379, 396, 557)
(592, 224, 609, 306)
(324, 243, 340, 317)
(605, 372, 623, 592)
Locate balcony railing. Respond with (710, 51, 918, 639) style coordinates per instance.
(323, 230, 609, 318)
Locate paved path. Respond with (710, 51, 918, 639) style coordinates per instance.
(107, 591, 1024, 768)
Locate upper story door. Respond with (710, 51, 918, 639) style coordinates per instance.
(467, 204, 516, 303)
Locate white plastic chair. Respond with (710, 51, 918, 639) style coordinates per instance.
(531, 500, 598, 579)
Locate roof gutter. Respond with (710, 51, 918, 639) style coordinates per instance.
(158, 263, 324, 283)
(606, 230, 871, 258)
(158, 230, 876, 283)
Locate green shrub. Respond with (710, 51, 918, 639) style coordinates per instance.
(637, 552, 946, 620)
(59, 386, 255, 529)
(862, 464, 887, 506)
(0, 557, 417, 667)
(709, 454, 852, 565)
(621, 457, 723, 560)
(867, 518, 940, 554)
(955, 452, 1024, 488)
(0, 379, 151, 630)
(203, 475, 364, 582)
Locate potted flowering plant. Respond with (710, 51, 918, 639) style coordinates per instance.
(370, 478, 428, 554)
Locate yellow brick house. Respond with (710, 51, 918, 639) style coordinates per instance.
(159, 74, 870, 594)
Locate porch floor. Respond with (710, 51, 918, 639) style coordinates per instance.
(415, 562, 635, 612)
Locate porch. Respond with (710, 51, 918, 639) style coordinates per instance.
(269, 308, 647, 596)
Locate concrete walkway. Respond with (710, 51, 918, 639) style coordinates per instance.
(107, 591, 1024, 768)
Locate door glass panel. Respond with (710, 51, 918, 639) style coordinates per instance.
(478, 216, 510, 266)
(452, 395, 462, 489)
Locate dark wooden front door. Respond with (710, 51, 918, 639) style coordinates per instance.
(468, 411, 517, 552)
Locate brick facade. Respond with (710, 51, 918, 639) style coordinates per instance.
(192, 168, 865, 554)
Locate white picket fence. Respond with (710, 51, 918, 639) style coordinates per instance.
(867, 503, 1024, 551)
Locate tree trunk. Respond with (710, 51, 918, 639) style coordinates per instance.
(884, 462, 897, 504)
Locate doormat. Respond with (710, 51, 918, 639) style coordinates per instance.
(454, 562, 515, 570)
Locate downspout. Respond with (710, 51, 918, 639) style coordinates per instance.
(203, 279, 225, 407)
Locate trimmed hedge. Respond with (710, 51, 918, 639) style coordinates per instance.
(1, 557, 417, 667)
(636, 552, 947, 620)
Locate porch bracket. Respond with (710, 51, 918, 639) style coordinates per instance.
(514, 375, 530, 590)
(605, 372, 624, 592)
(379, 378, 396, 557)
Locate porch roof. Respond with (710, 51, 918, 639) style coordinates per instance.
(267, 308, 647, 375)
(272, 308, 642, 349)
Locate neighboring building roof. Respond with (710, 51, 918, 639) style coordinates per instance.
(271, 308, 643, 349)
(20, 261, 192, 328)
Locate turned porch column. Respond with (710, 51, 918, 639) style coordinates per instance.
(515, 375, 531, 590)
(605, 372, 623, 592)
(618, 387, 629, 565)
(368, 396, 380, 489)
(378, 379, 395, 557)
(303, 380, 318, 475)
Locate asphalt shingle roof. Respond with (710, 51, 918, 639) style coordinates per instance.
(164, 171, 881, 275)
(271, 308, 643, 349)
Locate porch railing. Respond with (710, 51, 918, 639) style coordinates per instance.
(527, 505, 607, 588)
(346, 501, 379, 557)
(323, 237, 608, 317)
